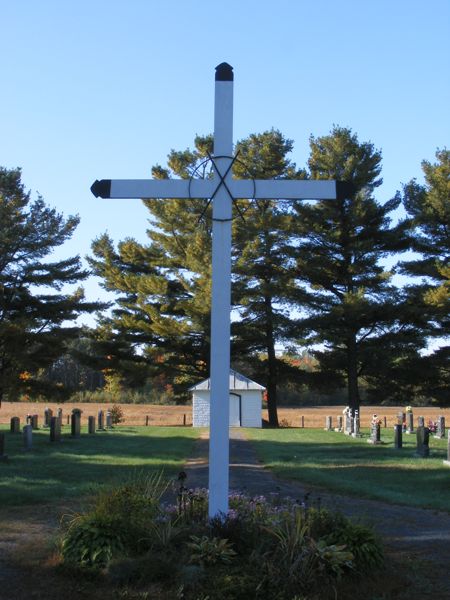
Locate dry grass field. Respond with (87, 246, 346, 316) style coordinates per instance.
(1, 401, 449, 428)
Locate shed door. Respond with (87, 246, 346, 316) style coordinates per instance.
(229, 393, 241, 427)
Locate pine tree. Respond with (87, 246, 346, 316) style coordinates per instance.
(0, 167, 101, 404)
(88, 136, 215, 395)
(232, 130, 305, 426)
(292, 127, 410, 414)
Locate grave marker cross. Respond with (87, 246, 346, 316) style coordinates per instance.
(91, 62, 350, 518)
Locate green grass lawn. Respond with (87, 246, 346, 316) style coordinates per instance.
(0, 425, 199, 507)
(246, 427, 450, 512)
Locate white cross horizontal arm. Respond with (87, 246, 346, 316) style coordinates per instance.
(91, 178, 342, 201)
(91, 178, 215, 199)
(231, 179, 338, 200)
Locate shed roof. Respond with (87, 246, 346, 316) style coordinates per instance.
(189, 369, 265, 391)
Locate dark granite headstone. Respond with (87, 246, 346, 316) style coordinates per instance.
(57, 408, 63, 424)
(44, 408, 53, 427)
(415, 426, 430, 458)
(50, 416, 61, 442)
(10, 417, 20, 433)
(97, 410, 104, 430)
(71, 412, 81, 438)
(88, 416, 96, 434)
(23, 424, 33, 451)
(0, 433, 8, 461)
(106, 411, 113, 429)
(31, 414, 38, 429)
(394, 424, 402, 449)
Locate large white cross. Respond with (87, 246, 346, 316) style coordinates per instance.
(91, 62, 349, 517)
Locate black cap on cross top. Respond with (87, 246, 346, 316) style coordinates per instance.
(215, 63, 234, 81)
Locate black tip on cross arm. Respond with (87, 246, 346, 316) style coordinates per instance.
(215, 62, 234, 81)
(91, 179, 111, 198)
(336, 181, 357, 201)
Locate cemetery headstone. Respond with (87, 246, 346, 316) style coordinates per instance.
(352, 410, 362, 438)
(23, 424, 33, 451)
(97, 410, 105, 430)
(44, 407, 53, 427)
(31, 414, 38, 429)
(418, 416, 425, 428)
(26, 414, 32, 425)
(343, 407, 353, 435)
(57, 408, 63, 424)
(394, 424, 402, 449)
(10, 417, 20, 433)
(325, 416, 332, 431)
(67, 415, 70, 425)
(434, 416, 445, 439)
(0, 433, 8, 461)
(71, 410, 81, 438)
(106, 411, 113, 429)
(406, 410, 414, 434)
(398, 412, 406, 432)
(50, 416, 61, 442)
(415, 426, 430, 458)
(443, 430, 450, 467)
(334, 415, 343, 432)
(368, 415, 382, 445)
(88, 416, 96, 434)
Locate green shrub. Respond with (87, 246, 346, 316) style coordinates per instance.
(188, 535, 237, 567)
(61, 513, 127, 567)
(108, 403, 125, 424)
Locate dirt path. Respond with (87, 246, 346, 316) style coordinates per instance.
(184, 428, 450, 597)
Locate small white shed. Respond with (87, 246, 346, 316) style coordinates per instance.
(190, 370, 265, 428)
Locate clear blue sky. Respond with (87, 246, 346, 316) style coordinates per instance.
(1, 0, 449, 323)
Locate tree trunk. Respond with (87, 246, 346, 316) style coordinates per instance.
(346, 333, 360, 416)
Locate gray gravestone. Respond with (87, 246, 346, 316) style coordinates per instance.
(368, 422, 382, 445)
(0, 433, 8, 461)
(44, 407, 53, 427)
(10, 417, 20, 433)
(31, 414, 38, 429)
(88, 416, 96, 434)
(106, 411, 113, 429)
(97, 410, 104, 430)
(443, 430, 450, 467)
(352, 410, 362, 438)
(344, 412, 353, 436)
(23, 425, 33, 451)
(71, 411, 81, 438)
(335, 415, 343, 432)
(57, 408, 63, 424)
(418, 415, 425, 428)
(394, 424, 402, 449)
(325, 416, 332, 431)
(406, 411, 414, 434)
(50, 416, 61, 442)
(435, 416, 445, 439)
(415, 426, 430, 458)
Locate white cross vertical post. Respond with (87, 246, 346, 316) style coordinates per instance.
(208, 63, 234, 516)
(90, 62, 351, 518)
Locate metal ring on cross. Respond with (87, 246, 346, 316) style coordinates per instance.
(188, 154, 256, 222)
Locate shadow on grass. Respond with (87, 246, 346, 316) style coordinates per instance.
(0, 426, 199, 507)
(244, 431, 450, 511)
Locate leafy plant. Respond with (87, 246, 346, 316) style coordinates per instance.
(109, 403, 125, 424)
(61, 513, 126, 567)
(188, 535, 237, 567)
